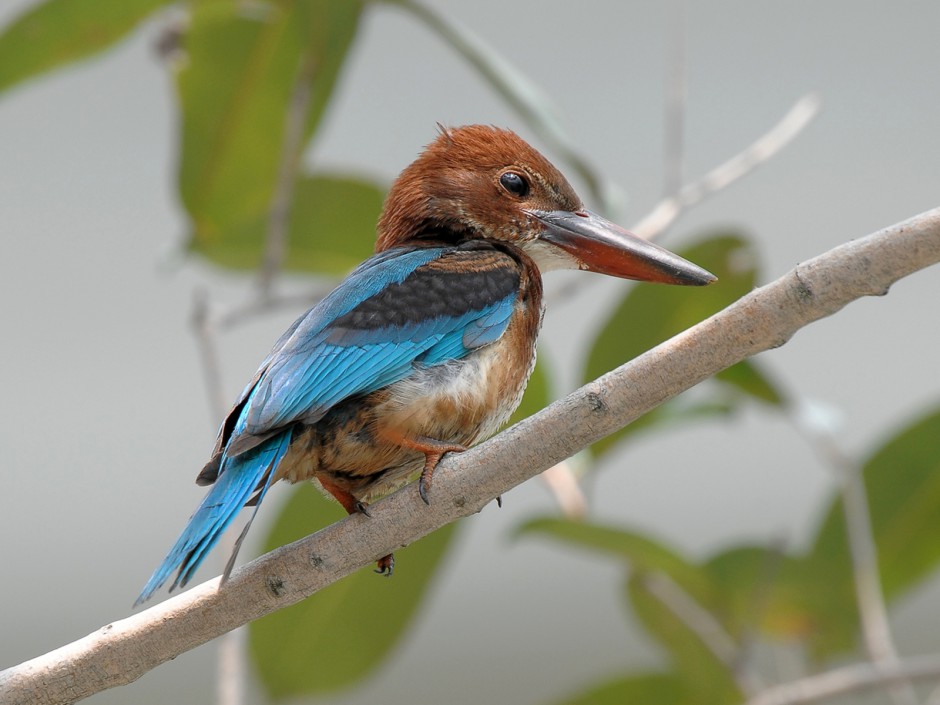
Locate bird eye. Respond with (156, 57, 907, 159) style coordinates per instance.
(499, 171, 529, 197)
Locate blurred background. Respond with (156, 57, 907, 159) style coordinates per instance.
(1, 1, 939, 704)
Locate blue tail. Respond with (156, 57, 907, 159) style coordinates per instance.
(135, 429, 293, 606)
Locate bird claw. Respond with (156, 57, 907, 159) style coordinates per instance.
(375, 553, 395, 576)
(418, 476, 432, 506)
(355, 501, 372, 517)
(496, 495, 503, 508)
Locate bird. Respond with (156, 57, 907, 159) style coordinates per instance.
(135, 125, 715, 606)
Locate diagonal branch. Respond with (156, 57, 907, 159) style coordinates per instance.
(632, 93, 821, 240)
(190, 290, 245, 705)
(257, 51, 318, 298)
(743, 653, 940, 705)
(794, 419, 918, 705)
(641, 573, 765, 696)
(1, 207, 939, 705)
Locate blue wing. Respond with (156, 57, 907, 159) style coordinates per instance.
(239, 245, 520, 436)
(136, 244, 520, 604)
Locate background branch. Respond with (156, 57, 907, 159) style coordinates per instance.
(1, 207, 938, 705)
(794, 413, 917, 705)
(257, 52, 318, 299)
(191, 289, 244, 705)
(547, 93, 818, 307)
(632, 93, 821, 239)
(743, 653, 940, 705)
(641, 573, 764, 696)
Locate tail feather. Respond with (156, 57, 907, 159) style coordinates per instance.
(134, 430, 292, 606)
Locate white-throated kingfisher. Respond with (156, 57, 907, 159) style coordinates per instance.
(135, 125, 715, 605)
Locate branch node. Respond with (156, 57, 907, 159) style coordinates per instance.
(266, 576, 287, 597)
(793, 266, 815, 303)
(586, 391, 608, 414)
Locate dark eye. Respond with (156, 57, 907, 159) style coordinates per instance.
(499, 171, 529, 197)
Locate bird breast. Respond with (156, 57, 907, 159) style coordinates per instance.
(377, 335, 534, 447)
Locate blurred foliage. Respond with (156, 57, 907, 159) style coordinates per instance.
(2, 1, 938, 704)
(585, 234, 785, 457)
(249, 483, 457, 698)
(177, 0, 365, 258)
(0, 0, 172, 93)
(523, 403, 940, 702)
(189, 174, 382, 274)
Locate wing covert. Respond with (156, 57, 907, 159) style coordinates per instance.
(234, 244, 522, 444)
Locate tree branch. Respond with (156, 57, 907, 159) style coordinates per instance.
(632, 92, 820, 239)
(641, 573, 765, 696)
(2, 207, 939, 705)
(257, 51, 317, 298)
(794, 417, 917, 705)
(190, 289, 245, 705)
(743, 653, 940, 705)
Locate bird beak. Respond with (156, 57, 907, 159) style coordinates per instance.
(527, 208, 717, 286)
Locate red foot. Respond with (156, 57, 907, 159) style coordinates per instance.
(375, 553, 395, 576)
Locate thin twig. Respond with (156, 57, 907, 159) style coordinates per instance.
(793, 410, 918, 705)
(258, 52, 318, 298)
(2, 207, 939, 705)
(743, 653, 940, 705)
(191, 289, 227, 417)
(548, 93, 820, 309)
(539, 461, 587, 519)
(925, 681, 940, 705)
(662, 0, 687, 200)
(632, 93, 821, 240)
(641, 573, 764, 695)
(190, 290, 244, 705)
(735, 539, 788, 683)
(215, 283, 336, 331)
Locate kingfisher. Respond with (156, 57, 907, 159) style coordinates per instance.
(135, 125, 715, 605)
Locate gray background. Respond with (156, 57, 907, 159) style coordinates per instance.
(2, 1, 939, 703)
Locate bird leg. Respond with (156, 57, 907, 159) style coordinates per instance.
(375, 554, 394, 576)
(318, 433, 467, 576)
(318, 476, 394, 574)
(318, 476, 363, 514)
(378, 431, 467, 505)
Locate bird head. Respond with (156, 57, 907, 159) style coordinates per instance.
(376, 125, 715, 286)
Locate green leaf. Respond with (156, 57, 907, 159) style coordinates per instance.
(800, 403, 940, 657)
(517, 518, 716, 606)
(178, 0, 362, 239)
(715, 360, 785, 406)
(0, 0, 171, 96)
(866, 405, 940, 597)
(519, 518, 741, 701)
(705, 404, 940, 662)
(584, 234, 757, 381)
(517, 518, 740, 705)
(627, 574, 742, 705)
(703, 545, 853, 649)
(553, 672, 691, 705)
(249, 483, 458, 698)
(189, 174, 383, 274)
(584, 233, 782, 456)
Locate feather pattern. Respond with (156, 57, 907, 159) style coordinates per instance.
(136, 242, 524, 603)
(136, 124, 711, 605)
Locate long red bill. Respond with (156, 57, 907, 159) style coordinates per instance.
(527, 208, 716, 286)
